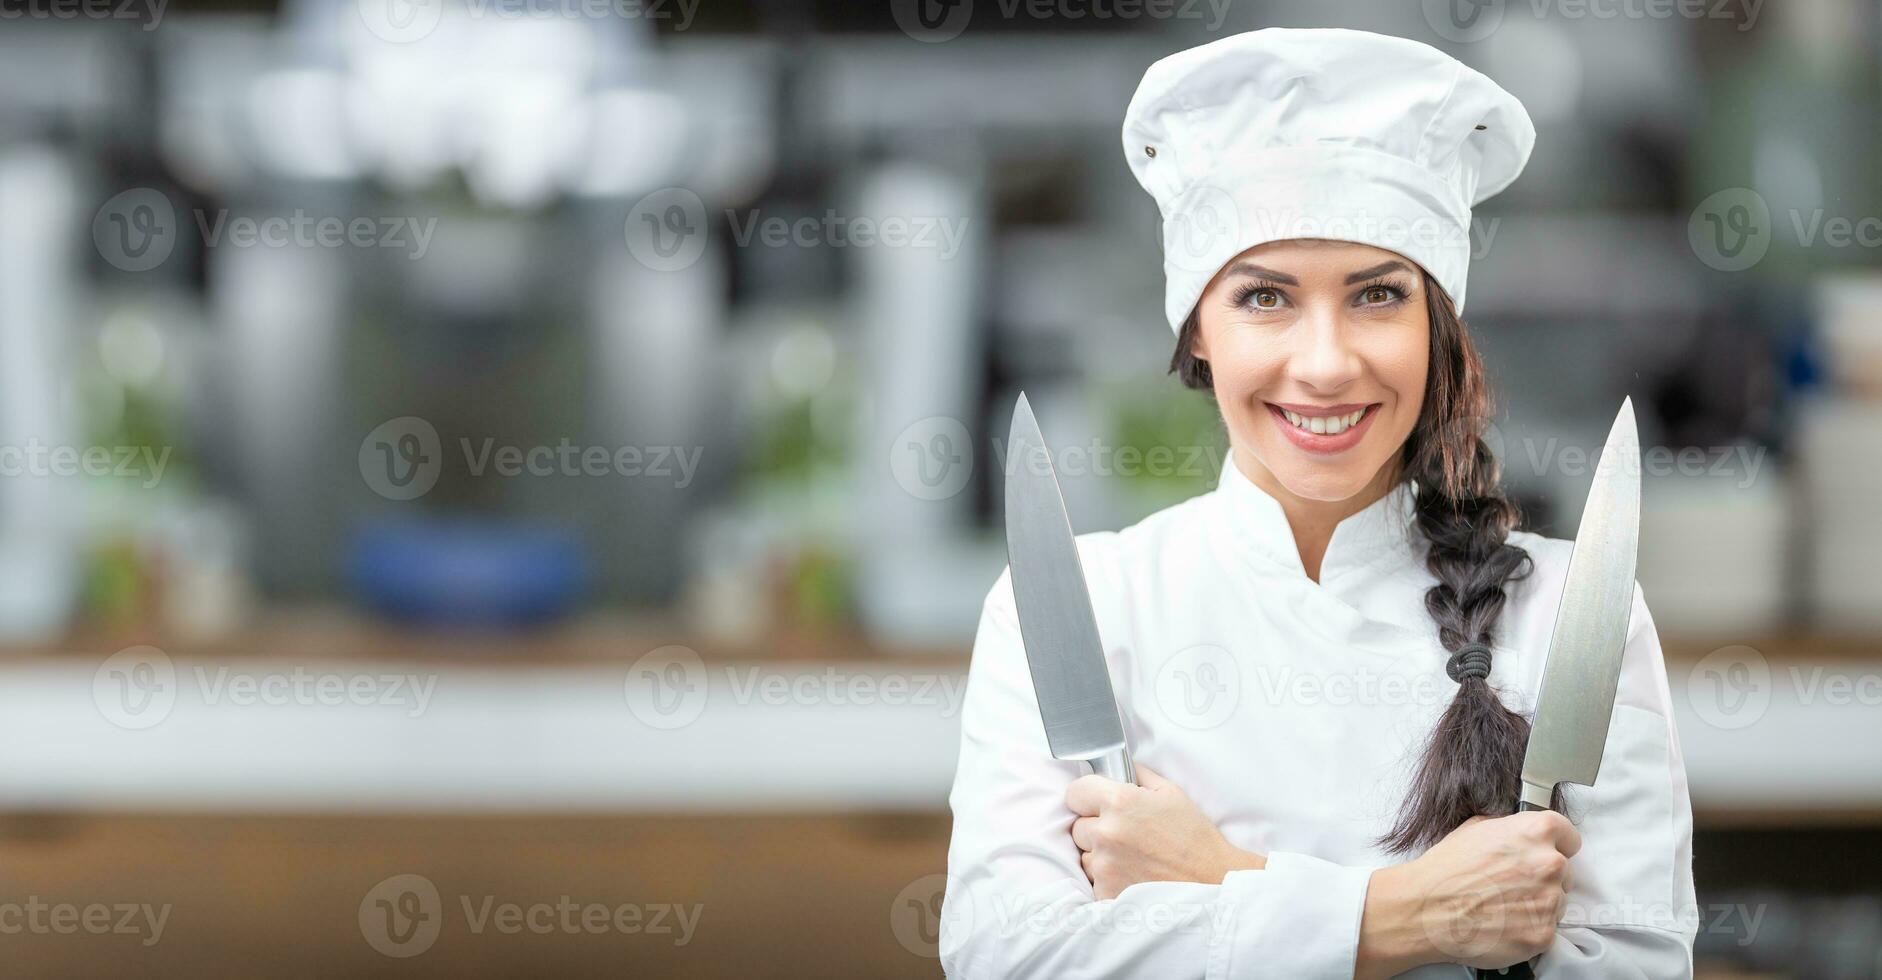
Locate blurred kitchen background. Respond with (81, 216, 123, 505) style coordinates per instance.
(0, 0, 1878, 976)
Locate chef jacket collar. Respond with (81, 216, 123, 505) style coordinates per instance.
(1213, 449, 1419, 583)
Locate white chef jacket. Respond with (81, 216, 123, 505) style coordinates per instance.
(941, 456, 1697, 979)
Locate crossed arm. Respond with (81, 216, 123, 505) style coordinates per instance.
(939, 575, 1697, 979)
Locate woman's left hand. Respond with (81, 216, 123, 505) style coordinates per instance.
(1066, 764, 1265, 899)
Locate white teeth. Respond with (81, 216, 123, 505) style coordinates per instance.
(1279, 407, 1366, 436)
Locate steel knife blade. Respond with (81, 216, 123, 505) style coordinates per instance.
(1478, 399, 1643, 980)
(1002, 392, 1136, 784)
(1519, 397, 1643, 810)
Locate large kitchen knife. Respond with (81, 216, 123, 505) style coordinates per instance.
(1481, 398, 1641, 980)
(1003, 392, 1136, 784)
(1518, 397, 1642, 812)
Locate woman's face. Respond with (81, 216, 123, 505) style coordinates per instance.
(1191, 239, 1430, 503)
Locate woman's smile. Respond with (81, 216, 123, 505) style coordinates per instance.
(1264, 401, 1382, 455)
(1179, 238, 1429, 506)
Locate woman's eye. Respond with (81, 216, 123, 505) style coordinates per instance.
(1250, 287, 1281, 309)
(1361, 285, 1395, 304)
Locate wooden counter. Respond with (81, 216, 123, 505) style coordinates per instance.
(0, 812, 953, 979)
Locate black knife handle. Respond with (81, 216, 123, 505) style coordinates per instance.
(1471, 802, 1547, 980)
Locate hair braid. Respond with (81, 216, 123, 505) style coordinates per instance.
(1380, 283, 1561, 852)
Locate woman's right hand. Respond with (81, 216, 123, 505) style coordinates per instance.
(1358, 811, 1581, 977)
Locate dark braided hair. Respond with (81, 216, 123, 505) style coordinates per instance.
(1168, 271, 1563, 854)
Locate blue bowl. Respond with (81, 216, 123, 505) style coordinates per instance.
(348, 519, 588, 627)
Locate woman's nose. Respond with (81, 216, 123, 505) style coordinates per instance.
(1287, 311, 1362, 393)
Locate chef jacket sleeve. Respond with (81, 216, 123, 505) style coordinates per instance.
(940, 565, 1376, 980)
(1534, 584, 1698, 979)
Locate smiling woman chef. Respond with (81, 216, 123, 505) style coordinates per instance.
(940, 28, 1696, 980)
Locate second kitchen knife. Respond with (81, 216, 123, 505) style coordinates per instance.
(1481, 398, 1642, 980)
(1517, 398, 1643, 812)
(1003, 393, 1136, 784)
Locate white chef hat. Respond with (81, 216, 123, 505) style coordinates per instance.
(1122, 28, 1535, 332)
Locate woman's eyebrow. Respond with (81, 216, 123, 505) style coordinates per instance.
(1221, 262, 1298, 285)
(1343, 260, 1414, 284)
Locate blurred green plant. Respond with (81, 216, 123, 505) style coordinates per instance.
(76, 311, 197, 630)
(744, 318, 854, 489)
(740, 321, 857, 631)
(1105, 381, 1227, 511)
(81, 539, 144, 629)
(784, 544, 852, 630)
(746, 391, 852, 487)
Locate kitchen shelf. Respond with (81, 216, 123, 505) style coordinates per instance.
(3, 613, 1875, 822)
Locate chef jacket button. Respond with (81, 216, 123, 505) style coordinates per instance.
(1144, 145, 1157, 157)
